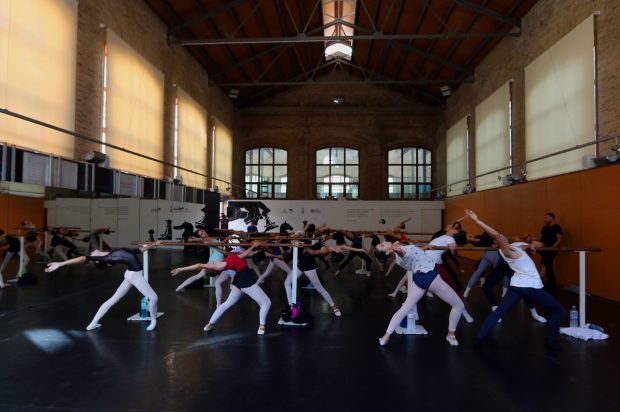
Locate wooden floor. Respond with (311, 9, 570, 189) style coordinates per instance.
(0, 250, 618, 411)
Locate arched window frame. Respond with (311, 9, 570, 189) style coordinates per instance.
(315, 147, 359, 199)
(244, 147, 288, 198)
(387, 147, 432, 199)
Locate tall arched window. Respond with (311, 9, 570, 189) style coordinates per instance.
(316, 147, 359, 199)
(388, 147, 431, 199)
(245, 147, 287, 198)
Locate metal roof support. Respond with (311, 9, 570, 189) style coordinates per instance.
(211, 45, 288, 79)
(213, 79, 471, 87)
(168, 0, 247, 35)
(172, 31, 520, 46)
(229, 0, 265, 38)
(388, 39, 473, 76)
(452, 0, 521, 27)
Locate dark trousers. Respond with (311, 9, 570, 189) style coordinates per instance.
(477, 286, 566, 342)
(482, 258, 535, 309)
(539, 251, 558, 294)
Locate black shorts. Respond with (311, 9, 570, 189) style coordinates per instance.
(231, 267, 257, 289)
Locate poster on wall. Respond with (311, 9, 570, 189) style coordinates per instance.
(53, 198, 91, 232)
(226, 200, 444, 236)
(90, 198, 121, 247)
(139, 199, 159, 243)
(116, 198, 140, 247)
(170, 202, 204, 242)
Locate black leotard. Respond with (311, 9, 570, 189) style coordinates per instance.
(85, 248, 143, 271)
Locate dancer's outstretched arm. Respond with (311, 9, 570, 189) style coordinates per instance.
(464, 210, 518, 259)
(171, 260, 226, 277)
(45, 256, 87, 272)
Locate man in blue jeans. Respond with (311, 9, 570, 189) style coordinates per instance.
(465, 209, 566, 351)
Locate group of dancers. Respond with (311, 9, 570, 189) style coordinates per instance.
(10, 210, 567, 350)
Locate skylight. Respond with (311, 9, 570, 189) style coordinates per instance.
(322, 0, 356, 61)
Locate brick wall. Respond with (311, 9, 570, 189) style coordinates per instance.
(442, 0, 620, 183)
(75, 0, 233, 179)
(234, 74, 442, 200)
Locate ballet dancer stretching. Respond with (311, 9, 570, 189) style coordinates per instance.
(284, 242, 342, 316)
(21, 219, 49, 260)
(255, 240, 292, 284)
(174, 228, 229, 294)
(171, 241, 272, 335)
(0, 229, 29, 288)
(464, 210, 566, 351)
(325, 229, 372, 277)
(376, 240, 465, 346)
(45, 241, 163, 331)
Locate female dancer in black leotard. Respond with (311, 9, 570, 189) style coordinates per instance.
(45, 241, 162, 331)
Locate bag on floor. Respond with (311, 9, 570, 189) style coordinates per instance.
(281, 303, 313, 326)
(17, 272, 37, 285)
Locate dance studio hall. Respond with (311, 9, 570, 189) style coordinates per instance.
(0, 0, 619, 411)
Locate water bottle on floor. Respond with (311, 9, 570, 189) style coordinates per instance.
(140, 296, 149, 319)
(569, 305, 578, 327)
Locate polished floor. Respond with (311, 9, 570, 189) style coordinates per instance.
(0, 250, 618, 412)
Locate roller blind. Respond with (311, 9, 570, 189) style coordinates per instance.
(0, 0, 77, 158)
(446, 116, 469, 197)
(105, 29, 164, 178)
(177, 88, 207, 189)
(214, 119, 232, 194)
(525, 15, 595, 180)
(475, 82, 510, 191)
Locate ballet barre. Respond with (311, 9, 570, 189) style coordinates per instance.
(131, 241, 325, 248)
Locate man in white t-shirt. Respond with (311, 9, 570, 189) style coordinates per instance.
(465, 210, 566, 351)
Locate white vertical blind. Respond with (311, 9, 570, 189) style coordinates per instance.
(105, 29, 164, 178)
(214, 118, 232, 194)
(446, 115, 469, 196)
(475, 82, 510, 191)
(525, 15, 595, 180)
(177, 88, 207, 189)
(0, 0, 77, 158)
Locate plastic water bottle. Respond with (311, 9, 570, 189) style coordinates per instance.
(140, 296, 149, 319)
(569, 305, 578, 327)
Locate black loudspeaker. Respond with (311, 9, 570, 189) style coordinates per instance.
(202, 191, 220, 229)
(82, 150, 108, 165)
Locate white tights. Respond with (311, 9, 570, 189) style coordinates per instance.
(208, 284, 271, 325)
(284, 269, 335, 306)
(385, 275, 464, 335)
(390, 273, 408, 295)
(176, 269, 206, 292)
(256, 259, 291, 284)
(0, 251, 29, 282)
(88, 270, 158, 331)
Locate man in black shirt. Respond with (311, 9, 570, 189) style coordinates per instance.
(539, 212, 563, 294)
